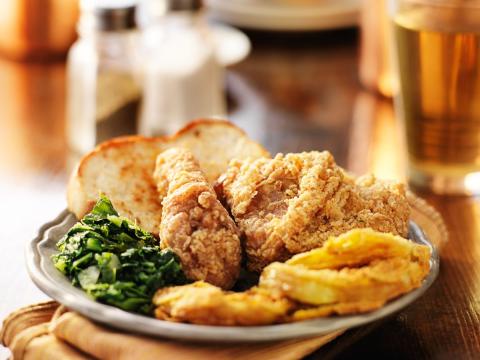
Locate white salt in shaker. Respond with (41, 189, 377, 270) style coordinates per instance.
(138, 0, 226, 136)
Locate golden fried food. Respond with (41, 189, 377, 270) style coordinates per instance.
(260, 257, 429, 306)
(219, 151, 410, 271)
(291, 301, 385, 321)
(260, 229, 430, 309)
(153, 229, 431, 325)
(153, 282, 293, 326)
(154, 148, 241, 289)
(286, 228, 423, 269)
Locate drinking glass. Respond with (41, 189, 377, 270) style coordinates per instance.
(390, 0, 480, 195)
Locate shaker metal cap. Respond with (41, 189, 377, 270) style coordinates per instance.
(167, 0, 203, 11)
(80, 0, 139, 31)
(136, 0, 204, 29)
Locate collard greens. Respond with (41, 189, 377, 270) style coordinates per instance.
(52, 195, 187, 314)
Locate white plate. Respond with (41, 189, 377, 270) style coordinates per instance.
(26, 210, 439, 343)
(206, 0, 360, 31)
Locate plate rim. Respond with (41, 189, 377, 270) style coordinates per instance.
(207, 0, 360, 31)
(25, 210, 440, 343)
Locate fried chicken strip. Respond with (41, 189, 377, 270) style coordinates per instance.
(154, 148, 241, 289)
(219, 151, 410, 271)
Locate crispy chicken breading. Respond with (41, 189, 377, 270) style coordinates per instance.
(219, 151, 410, 271)
(154, 148, 242, 289)
(153, 281, 293, 326)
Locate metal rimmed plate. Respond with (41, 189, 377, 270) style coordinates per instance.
(26, 210, 439, 343)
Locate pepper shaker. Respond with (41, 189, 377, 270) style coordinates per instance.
(66, 0, 142, 155)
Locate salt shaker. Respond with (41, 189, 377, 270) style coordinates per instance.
(67, 0, 142, 155)
(138, 0, 226, 136)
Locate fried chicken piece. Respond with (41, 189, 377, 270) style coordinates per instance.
(219, 151, 410, 271)
(154, 148, 241, 289)
(153, 281, 293, 326)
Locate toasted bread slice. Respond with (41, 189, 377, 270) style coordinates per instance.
(67, 119, 269, 235)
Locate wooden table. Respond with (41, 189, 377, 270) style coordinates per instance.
(0, 29, 478, 359)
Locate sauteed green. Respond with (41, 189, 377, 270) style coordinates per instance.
(52, 195, 187, 314)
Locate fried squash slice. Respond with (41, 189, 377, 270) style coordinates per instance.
(286, 228, 428, 270)
(153, 229, 431, 325)
(260, 229, 431, 317)
(153, 281, 293, 326)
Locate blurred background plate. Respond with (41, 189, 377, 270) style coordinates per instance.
(206, 0, 360, 31)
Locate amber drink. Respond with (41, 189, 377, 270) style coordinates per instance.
(392, 1, 480, 194)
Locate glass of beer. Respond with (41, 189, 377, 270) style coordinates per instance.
(390, 0, 480, 195)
